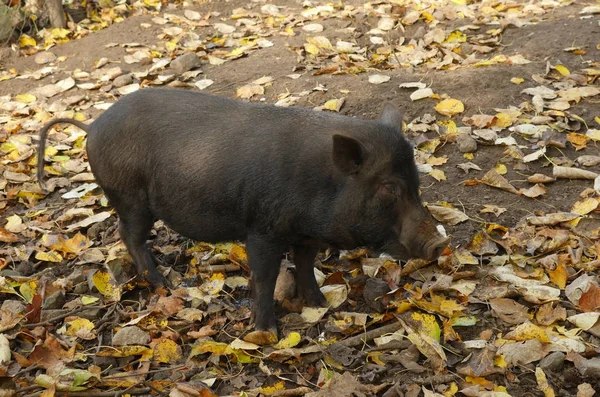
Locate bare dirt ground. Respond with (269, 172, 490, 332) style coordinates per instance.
(2, 0, 600, 396)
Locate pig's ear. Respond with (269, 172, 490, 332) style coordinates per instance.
(332, 134, 365, 175)
(380, 103, 403, 132)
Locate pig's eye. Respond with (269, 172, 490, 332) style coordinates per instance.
(379, 183, 397, 196)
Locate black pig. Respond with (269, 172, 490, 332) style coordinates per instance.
(38, 89, 449, 335)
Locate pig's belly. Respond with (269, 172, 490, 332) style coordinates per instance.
(148, 189, 248, 244)
(159, 209, 247, 243)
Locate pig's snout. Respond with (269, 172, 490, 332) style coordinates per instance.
(423, 236, 450, 261)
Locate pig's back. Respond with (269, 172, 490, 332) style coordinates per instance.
(85, 88, 381, 241)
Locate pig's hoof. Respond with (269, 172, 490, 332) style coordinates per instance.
(145, 271, 172, 289)
(300, 289, 329, 308)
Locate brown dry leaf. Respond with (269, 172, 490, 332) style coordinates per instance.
(536, 302, 567, 326)
(236, 84, 264, 99)
(466, 231, 499, 255)
(489, 298, 529, 325)
(528, 173, 555, 183)
(528, 212, 579, 226)
(520, 184, 547, 198)
(553, 166, 598, 180)
(466, 114, 495, 128)
(426, 156, 449, 166)
(579, 284, 600, 312)
(480, 204, 507, 217)
(456, 347, 500, 377)
(427, 205, 469, 225)
(456, 162, 481, 173)
(497, 339, 545, 366)
(0, 229, 19, 243)
(480, 169, 520, 195)
(148, 296, 184, 317)
(243, 330, 278, 346)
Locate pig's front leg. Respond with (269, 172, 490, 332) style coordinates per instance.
(294, 244, 328, 308)
(248, 234, 286, 334)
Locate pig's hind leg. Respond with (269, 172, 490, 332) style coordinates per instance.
(106, 189, 170, 288)
(293, 244, 328, 308)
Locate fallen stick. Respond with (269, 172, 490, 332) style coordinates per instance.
(197, 264, 240, 273)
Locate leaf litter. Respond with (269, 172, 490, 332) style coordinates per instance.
(3, 0, 600, 396)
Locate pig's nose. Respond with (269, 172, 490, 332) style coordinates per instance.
(425, 236, 450, 261)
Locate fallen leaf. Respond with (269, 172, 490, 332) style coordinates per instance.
(236, 84, 264, 99)
(435, 98, 464, 116)
(427, 205, 469, 225)
(368, 74, 391, 84)
(480, 169, 520, 195)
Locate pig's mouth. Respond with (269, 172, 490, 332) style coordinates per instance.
(379, 237, 449, 262)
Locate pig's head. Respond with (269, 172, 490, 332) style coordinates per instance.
(331, 104, 449, 262)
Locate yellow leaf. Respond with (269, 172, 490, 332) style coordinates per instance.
(418, 138, 441, 154)
(165, 39, 178, 52)
(463, 153, 474, 160)
(411, 312, 441, 341)
(236, 84, 264, 99)
(19, 34, 36, 48)
(306, 36, 333, 51)
(586, 129, 600, 141)
(65, 317, 96, 340)
(190, 340, 228, 357)
(19, 281, 37, 304)
(536, 367, 556, 397)
(435, 98, 464, 116)
(507, 322, 551, 343)
(321, 98, 344, 112)
(143, 0, 160, 7)
(510, 77, 525, 84)
(554, 64, 570, 76)
(228, 244, 247, 268)
(274, 332, 302, 349)
(429, 169, 446, 181)
(437, 120, 457, 135)
(260, 381, 285, 395)
(81, 296, 100, 305)
(51, 233, 91, 255)
(426, 156, 449, 166)
(97, 345, 153, 361)
(35, 251, 63, 263)
(15, 93, 37, 104)
(304, 43, 320, 55)
(49, 28, 70, 40)
(595, 116, 600, 126)
(547, 263, 568, 290)
(421, 11, 435, 23)
(153, 338, 182, 363)
(444, 382, 459, 396)
(572, 197, 599, 215)
(444, 30, 467, 44)
(493, 112, 517, 128)
(494, 163, 507, 175)
(92, 270, 121, 301)
(494, 355, 508, 368)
